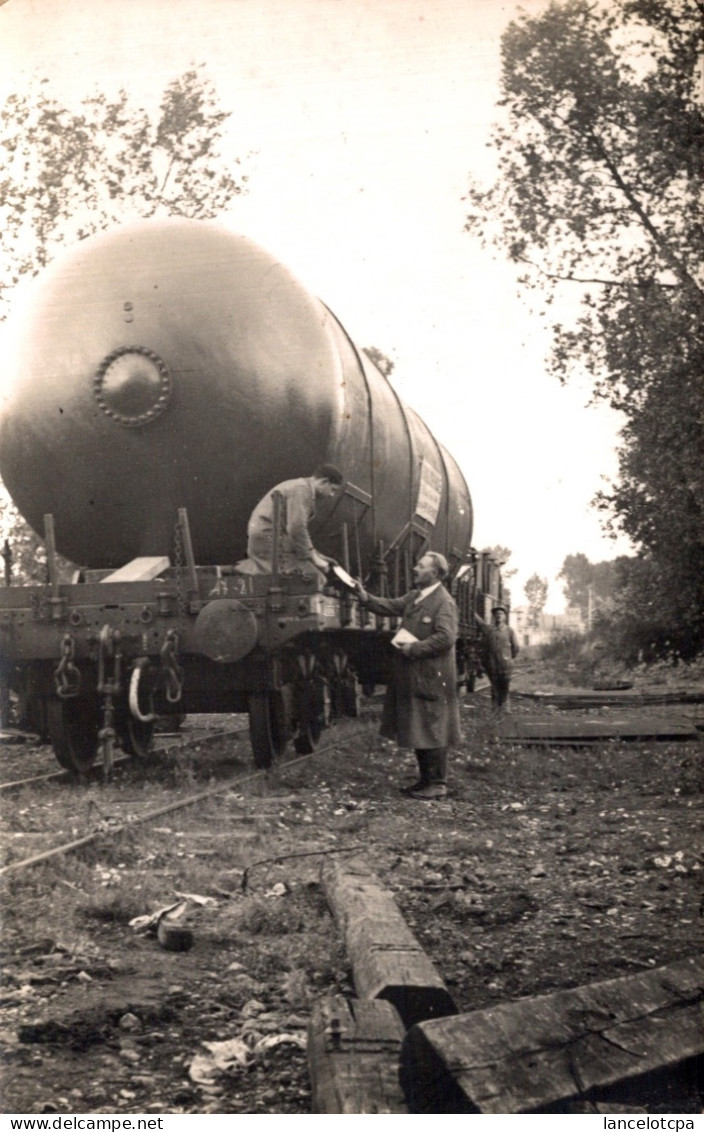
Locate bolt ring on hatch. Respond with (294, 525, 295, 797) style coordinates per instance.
(93, 346, 171, 427)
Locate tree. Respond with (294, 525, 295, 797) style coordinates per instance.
(558, 552, 626, 616)
(524, 573, 549, 626)
(0, 484, 76, 585)
(465, 0, 704, 657)
(558, 553, 593, 616)
(598, 553, 701, 662)
(482, 545, 517, 580)
(0, 68, 250, 582)
(0, 67, 249, 318)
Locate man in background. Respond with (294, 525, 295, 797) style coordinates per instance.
(474, 604, 519, 715)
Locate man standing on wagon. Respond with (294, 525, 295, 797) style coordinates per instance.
(239, 464, 344, 576)
(355, 552, 461, 800)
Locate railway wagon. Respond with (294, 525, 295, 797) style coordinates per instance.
(0, 219, 499, 772)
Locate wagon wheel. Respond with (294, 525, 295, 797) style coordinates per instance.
(249, 691, 289, 769)
(47, 696, 99, 774)
(293, 677, 330, 754)
(0, 673, 9, 731)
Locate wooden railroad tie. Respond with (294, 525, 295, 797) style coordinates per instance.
(307, 994, 408, 1114)
(321, 856, 457, 1029)
(494, 712, 701, 745)
(400, 952, 704, 1114)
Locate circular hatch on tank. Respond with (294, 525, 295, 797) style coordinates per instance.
(93, 346, 172, 426)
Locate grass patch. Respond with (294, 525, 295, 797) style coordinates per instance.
(230, 891, 313, 936)
(75, 891, 146, 925)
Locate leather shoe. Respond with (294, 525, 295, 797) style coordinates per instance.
(407, 783, 448, 801)
(400, 780, 425, 794)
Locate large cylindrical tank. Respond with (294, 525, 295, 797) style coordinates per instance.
(0, 220, 472, 572)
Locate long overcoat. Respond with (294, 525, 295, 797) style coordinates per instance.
(366, 584, 461, 750)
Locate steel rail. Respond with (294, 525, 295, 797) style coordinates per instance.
(0, 719, 378, 877)
(0, 725, 251, 795)
(0, 755, 131, 795)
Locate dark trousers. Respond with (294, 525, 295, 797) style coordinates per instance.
(491, 673, 511, 709)
(415, 748, 447, 785)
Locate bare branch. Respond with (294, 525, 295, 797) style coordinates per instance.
(515, 255, 679, 289)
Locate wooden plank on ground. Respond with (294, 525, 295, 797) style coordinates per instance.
(101, 556, 170, 583)
(515, 689, 704, 708)
(321, 857, 456, 1028)
(308, 994, 408, 1113)
(495, 713, 699, 745)
(400, 953, 704, 1114)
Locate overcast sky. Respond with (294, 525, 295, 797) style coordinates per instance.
(1, 0, 634, 611)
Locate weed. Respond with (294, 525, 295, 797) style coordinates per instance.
(536, 633, 601, 687)
(233, 895, 305, 936)
(75, 891, 145, 925)
(279, 966, 312, 1007)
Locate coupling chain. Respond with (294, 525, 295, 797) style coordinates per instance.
(54, 633, 81, 699)
(97, 624, 121, 778)
(173, 516, 187, 620)
(160, 628, 184, 704)
(97, 624, 122, 695)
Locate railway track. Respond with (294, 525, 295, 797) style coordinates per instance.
(1, 692, 701, 1115)
(0, 714, 379, 877)
(0, 723, 252, 796)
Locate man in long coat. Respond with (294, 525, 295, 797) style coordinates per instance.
(356, 551, 461, 800)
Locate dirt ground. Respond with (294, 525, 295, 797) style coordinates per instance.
(1, 670, 702, 1115)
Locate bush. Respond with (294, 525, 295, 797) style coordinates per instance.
(595, 556, 704, 665)
(536, 632, 597, 687)
(536, 631, 635, 688)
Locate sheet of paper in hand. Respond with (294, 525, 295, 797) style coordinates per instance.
(391, 627, 418, 649)
(332, 564, 357, 589)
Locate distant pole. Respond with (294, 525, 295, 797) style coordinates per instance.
(587, 584, 594, 631)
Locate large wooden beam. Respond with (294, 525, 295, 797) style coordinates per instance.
(321, 857, 456, 1028)
(101, 556, 170, 583)
(495, 712, 699, 745)
(307, 994, 408, 1113)
(400, 954, 704, 1113)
